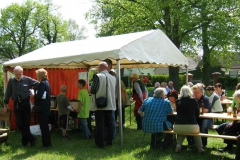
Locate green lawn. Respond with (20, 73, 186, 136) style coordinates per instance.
(0, 106, 237, 160)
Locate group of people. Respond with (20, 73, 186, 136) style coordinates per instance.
(137, 81, 240, 157)
(2, 58, 130, 149)
(2, 64, 240, 159)
(3, 66, 93, 148)
(4, 66, 52, 148)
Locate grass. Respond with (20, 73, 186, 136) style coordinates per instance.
(0, 106, 237, 160)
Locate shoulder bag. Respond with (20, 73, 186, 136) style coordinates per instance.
(95, 73, 108, 108)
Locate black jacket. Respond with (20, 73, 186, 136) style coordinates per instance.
(34, 79, 51, 115)
(175, 97, 200, 124)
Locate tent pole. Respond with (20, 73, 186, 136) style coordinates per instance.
(186, 66, 188, 85)
(116, 59, 123, 146)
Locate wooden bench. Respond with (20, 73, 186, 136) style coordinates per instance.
(0, 109, 11, 144)
(162, 130, 237, 140)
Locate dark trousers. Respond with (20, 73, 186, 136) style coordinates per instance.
(14, 100, 35, 146)
(136, 114, 142, 130)
(216, 122, 240, 147)
(236, 135, 240, 160)
(95, 110, 113, 147)
(151, 123, 174, 149)
(37, 112, 52, 147)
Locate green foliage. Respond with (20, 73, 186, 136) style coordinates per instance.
(87, 0, 240, 87)
(0, 0, 87, 60)
(219, 76, 238, 90)
(122, 74, 185, 92)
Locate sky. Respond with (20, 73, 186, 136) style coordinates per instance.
(0, 0, 96, 38)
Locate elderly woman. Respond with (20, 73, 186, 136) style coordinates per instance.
(174, 85, 205, 153)
(131, 73, 147, 130)
(205, 85, 223, 113)
(34, 68, 52, 148)
(192, 83, 212, 147)
(138, 88, 173, 150)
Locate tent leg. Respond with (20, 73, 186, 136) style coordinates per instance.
(116, 59, 123, 146)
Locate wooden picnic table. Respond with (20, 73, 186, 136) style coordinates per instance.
(166, 112, 240, 141)
(172, 112, 240, 120)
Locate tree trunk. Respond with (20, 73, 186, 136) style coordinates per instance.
(201, 10, 210, 86)
(169, 66, 180, 92)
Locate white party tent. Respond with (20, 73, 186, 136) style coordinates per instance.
(3, 29, 188, 146)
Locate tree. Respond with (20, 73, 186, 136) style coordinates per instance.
(87, 0, 240, 88)
(0, 0, 88, 60)
(67, 19, 87, 41)
(0, 0, 45, 59)
(193, 1, 240, 85)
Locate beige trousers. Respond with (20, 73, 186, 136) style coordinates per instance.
(174, 124, 203, 149)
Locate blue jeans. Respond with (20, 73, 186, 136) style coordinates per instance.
(199, 118, 213, 146)
(78, 118, 91, 139)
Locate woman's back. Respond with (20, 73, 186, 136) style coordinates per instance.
(175, 97, 199, 124)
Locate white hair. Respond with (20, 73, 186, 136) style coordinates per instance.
(179, 85, 193, 98)
(234, 90, 240, 99)
(13, 66, 23, 72)
(154, 87, 166, 98)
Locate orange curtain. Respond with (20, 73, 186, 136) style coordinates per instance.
(6, 67, 88, 130)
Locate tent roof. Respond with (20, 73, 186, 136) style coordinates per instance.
(3, 29, 188, 69)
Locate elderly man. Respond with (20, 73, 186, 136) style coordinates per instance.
(90, 61, 116, 148)
(192, 83, 212, 147)
(4, 66, 38, 147)
(131, 73, 147, 130)
(166, 81, 174, 94)
(138, 87, 173, 149)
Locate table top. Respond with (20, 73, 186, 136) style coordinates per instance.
(50, 108, 58, 111)
(172, 112, 240, 120)
(221, 99, 233, 104)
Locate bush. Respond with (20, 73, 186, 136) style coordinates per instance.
(122, 74, 185, 91)
(219, 76, 238, 90)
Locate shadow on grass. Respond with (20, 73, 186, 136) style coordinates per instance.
(134, 143, 236, 160)
(1, 127, 237, 160)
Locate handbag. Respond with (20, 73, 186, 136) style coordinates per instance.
(95, 73, 108, 108)
(33, 105, 43, 113)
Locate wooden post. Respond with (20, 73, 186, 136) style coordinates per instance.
(236, 135, 240, 160)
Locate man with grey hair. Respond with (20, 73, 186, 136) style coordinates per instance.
(4, 66, 38, 147)
(90, 61, 116, 148)
(138, 87, 174, 150)
(166, 81, 174, 94)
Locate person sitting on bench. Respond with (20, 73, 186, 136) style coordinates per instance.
(138, 87, 174, 150)
(174, 85, 205, 153)
(216, 90, 240, 152)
